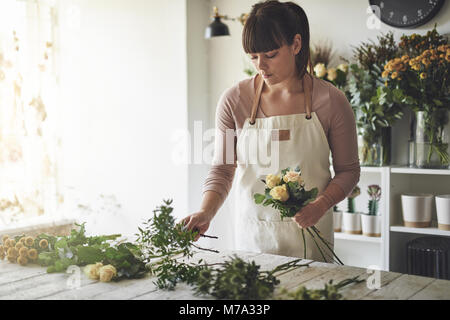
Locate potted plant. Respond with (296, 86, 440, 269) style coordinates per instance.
(342, 186, 362, 234)
(383, 26, 450, 168)
(333, 205, 343, 233)
(361, 185, 381, 237)
(349, 32, 405, 167)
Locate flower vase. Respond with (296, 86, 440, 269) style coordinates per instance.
(414, 110, 450, 169)
(358, 125, 391, 167)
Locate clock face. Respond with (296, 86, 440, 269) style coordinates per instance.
(369, 0, 446, 28)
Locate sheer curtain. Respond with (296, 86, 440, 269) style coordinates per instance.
(0, 0, 61, 227)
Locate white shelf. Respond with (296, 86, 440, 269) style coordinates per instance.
(330, 166, 385, 174)
(334, 232, 382, 243)
(390, 166, 450, 175)
(390, 225, 450, 237)
(361, 166, 386, 173)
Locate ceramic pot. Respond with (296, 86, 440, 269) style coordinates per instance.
(333, 210, 343, 232)
(436, 195, 450, 231)
(401, 193, 434, 228)
(361, 214, 381, 237)
(342, 212, 362, 234)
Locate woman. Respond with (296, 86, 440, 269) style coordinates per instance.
(181, 0, 359, 262)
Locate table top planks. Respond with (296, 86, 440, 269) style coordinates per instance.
(1, 249, 449, 300)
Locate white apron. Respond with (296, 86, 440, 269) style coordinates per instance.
(234, 74, 334, 262)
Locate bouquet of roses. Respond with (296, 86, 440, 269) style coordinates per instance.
(253, 167, 343, 265)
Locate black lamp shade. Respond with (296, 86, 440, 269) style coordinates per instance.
(205, 17, 230, 39)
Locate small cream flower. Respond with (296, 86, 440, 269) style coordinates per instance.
(84, 262, 103, 280)
(270, 185, 290, 202)
(313, 63, 327, 78)
(99, 265, 117, 282)
(326, 67, 337, 81)
(265, 174, 281, 189)
(337, 63, 348, 73)
(283, 171, 303, 185)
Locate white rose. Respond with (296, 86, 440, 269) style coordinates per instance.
(314, 63, 327, 78)
(283, 171, 303, 185)
(337, 63, 348, 73)
(326, 68, 337, 81)
(84, 262, 103, 280)
(99, 264, 117, 282)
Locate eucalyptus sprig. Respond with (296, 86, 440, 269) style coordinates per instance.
(277, 276, 364, 300)
(135, 199, 219, 290)
(194, 255, 313, 300)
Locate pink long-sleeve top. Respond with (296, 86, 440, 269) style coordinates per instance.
(203, 74, 360, 208)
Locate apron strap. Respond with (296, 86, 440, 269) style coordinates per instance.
(249, 74, 264, 125)
(303, 75, 313, 120)
(249, 73, 313, 125)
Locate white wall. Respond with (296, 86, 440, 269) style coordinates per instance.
(58, 0, 188, 237)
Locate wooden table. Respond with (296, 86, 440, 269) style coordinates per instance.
(1, 250, 449, 300)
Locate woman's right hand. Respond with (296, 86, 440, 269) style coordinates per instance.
(180, 210, 214, 241)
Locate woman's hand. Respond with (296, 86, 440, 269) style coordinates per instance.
(292, 197, 330, 228)
(180, 210, 214, 241)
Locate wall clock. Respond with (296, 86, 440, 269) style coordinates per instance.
(368, 0, 446, 28)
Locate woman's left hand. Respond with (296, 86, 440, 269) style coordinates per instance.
(292, 197, 329, 228)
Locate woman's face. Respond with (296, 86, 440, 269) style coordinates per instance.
(248, 34, 301, 85)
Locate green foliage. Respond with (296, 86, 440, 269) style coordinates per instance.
(278, 276, 363, 300)
(349, 32, 405, 148)
(33, 223, 147, 279)
(135, 199, 210, 290)
(194, 255, 312, 300)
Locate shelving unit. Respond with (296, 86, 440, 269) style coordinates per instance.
(332, 165, 450, 273)
(390, 225, 450, 237)
(334, 232, 382, 243)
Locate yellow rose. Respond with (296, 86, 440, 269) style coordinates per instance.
(7, 247, 18, 258)
(17, 255, 28, 266)
(270, 185, 289, 202)
(84, 262, 103, 280)
(313, 63, 327, 78)
(39, 239, 48, 249)
(282, 171, 303, 185)
(265, 174, 281, 189)
(381, 70, 389, 78)
(27, 249, 38, 261)
(25, 236, 34, 247)
(99, 265, 117, 282)
(326, 67, 337, 81)
(2, 235, 9, 244)
(18, 247, 28, 257)
(337, 63, 348, 73)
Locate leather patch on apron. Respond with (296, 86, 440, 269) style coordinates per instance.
(272, 129, 290, 141)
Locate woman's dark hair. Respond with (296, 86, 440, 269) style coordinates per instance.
(242, 0, 312, 79)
